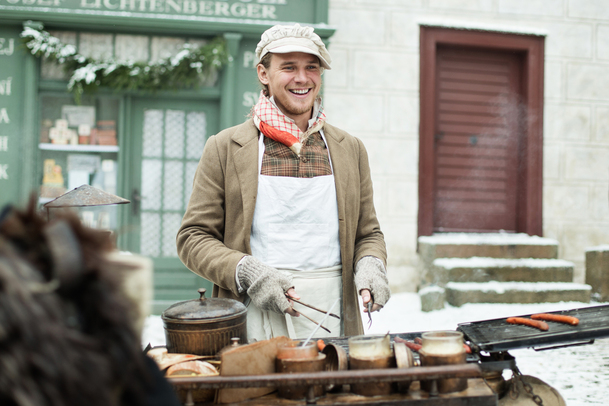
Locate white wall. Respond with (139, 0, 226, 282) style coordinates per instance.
(323, 0, 609, 291)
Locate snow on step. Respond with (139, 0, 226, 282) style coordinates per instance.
(432, 257, 574, 283)
(419, 233, 559, 260)
(445, 281, 591, 307)
(419, 233, 558, 245)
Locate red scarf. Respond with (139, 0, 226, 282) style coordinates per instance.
(252, 92, 326, 156)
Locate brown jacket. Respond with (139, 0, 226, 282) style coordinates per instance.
(176, 119, 386, 336)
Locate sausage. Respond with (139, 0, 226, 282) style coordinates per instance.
(506, 317, 549, 331)
(394, 336, 422, 352)
(530, 313, 579, 326)
(317, 339, 326, 352)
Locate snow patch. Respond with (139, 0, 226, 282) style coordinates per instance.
(419, 285, 445, 294)
(446, 281, 591, 293)
(585, 245, 609, 252)
(433, 257, 574, 269)
(418, 233, 557, 245)
(417, 18, 548, 36)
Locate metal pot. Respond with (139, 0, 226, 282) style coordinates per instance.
(162, 288, 247, 356)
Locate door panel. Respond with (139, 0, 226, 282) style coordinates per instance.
(123, 98, 219, 312)
(433, 47, 521, 232)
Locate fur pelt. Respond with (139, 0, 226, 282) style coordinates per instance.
(0, 199, 153, 406)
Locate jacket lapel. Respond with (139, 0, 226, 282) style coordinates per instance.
(323, 124, 349, 223)
(232, 120, 259, 252)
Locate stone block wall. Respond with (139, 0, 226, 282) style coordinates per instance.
(324, 0, 609, 291)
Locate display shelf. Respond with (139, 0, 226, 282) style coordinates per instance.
(39, 143, 119, 153)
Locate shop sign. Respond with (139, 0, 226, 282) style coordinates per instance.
(0, 0, 315, 23)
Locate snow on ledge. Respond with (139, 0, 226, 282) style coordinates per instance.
(585, 245, 609, 252)
(433, 257, 573, 269)
(419, 285, 445, 295)
(418, 233, 557, 245)
(446, 281, 591, 293)
(417, 18, 548, 37)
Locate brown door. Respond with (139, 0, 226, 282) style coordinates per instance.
(433, 46, 522, 232)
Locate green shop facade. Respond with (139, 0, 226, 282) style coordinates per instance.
(0, 0, 334, 312)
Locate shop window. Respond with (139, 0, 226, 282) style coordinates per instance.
(38, 94, 120, 230)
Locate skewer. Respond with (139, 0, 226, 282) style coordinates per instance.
(286, 295, 341, 320)
(296, 311, 331, 334)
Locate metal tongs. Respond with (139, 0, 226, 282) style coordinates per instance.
(366, 295, 374, 329)
(286, 294, 340, 334)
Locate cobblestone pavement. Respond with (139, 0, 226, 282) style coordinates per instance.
(511, 337, 609, 405)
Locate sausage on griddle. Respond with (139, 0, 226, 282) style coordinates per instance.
(506, 317, 549, 331)
(531, 313, 579, 326)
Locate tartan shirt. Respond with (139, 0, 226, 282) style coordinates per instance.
(261, 131, 332, 178)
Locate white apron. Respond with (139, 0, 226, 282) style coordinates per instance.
(247, 131, 343, 341)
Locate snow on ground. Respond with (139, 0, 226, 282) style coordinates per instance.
(143, 293, 609, 405)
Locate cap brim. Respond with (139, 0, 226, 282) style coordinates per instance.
(265, 44, 331, 70)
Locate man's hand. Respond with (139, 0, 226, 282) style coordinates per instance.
(360, 288, 383, 313)
(354, 256, 391, 313)
(238, 256, 295, 314)
(285, 288, 301, 317)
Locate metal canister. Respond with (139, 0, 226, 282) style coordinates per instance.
(161, 288, 247, 356)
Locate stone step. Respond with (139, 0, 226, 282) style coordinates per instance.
(431, 257, 574, 284)
(445, 281, 592, 307)
(419, 233, 559, 267)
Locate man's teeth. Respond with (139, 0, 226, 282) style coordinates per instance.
(291, 89, 309, 95)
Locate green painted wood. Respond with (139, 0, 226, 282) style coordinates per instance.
(314, 0, 329, 24)
(220, 33, 243, 129)
(0, 24, 26, 207)
(0, 1, 335, 38)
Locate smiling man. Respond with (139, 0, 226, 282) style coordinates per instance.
(177, 24, 390, 341)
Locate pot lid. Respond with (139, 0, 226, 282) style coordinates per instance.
(162, 288, 247, 321)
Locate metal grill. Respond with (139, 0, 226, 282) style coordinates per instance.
(457, 304, 609, 352)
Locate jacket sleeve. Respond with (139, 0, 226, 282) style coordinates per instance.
(352, 137, 387, 267)
(176, 135, 243, 295)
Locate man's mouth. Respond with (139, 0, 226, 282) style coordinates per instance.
(289, 89, 311, 95)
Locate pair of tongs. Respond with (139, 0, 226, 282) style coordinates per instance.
(366, 294, 375, 329)
(286, 294, 340, 334)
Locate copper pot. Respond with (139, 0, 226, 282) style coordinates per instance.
(162, 288, 247, 356)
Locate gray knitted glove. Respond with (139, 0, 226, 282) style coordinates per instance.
(238, 256, 294, 314)
(354, 256, 391, 307)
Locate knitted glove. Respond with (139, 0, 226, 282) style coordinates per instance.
(354, 256, 391, 307)
(238, 256, 294, 314)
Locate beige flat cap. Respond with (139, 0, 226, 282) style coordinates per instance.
(255, 23, 332, 70)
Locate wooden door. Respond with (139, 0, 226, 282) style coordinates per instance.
(433, 46, 522, 232)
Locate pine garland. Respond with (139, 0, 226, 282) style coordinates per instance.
(21, 27, 230, 102)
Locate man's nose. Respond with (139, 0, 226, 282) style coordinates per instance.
(294, 67, 307, 82)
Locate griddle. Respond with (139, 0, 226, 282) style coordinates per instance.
(457, 304, 609, 353)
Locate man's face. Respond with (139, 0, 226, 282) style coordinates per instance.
(257, 52, 322, 123)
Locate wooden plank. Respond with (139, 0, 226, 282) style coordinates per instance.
(436, 145, 508, 158)
(439, 91, 509, 104)
(436, 178, 506, 190)
(436, 167, 507, 180)
(438, 134, 510, 147)
(439, 58, 511, 73)
(439, 113, 508, 126)
(437, 123, 509, 136)
(437, 189, 507, 201)
(437, 156, 507, 168)
(439, 80, 509, 94)
(440, 69, 509, 84)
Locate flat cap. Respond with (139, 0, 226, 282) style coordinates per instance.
(255, 23, 331, 70)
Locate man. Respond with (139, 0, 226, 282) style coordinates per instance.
(177, 24, 390, 341)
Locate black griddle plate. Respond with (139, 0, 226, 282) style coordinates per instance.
(457, 304, 609, 353)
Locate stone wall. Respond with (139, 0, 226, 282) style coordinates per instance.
(324, 0, 609, 291)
